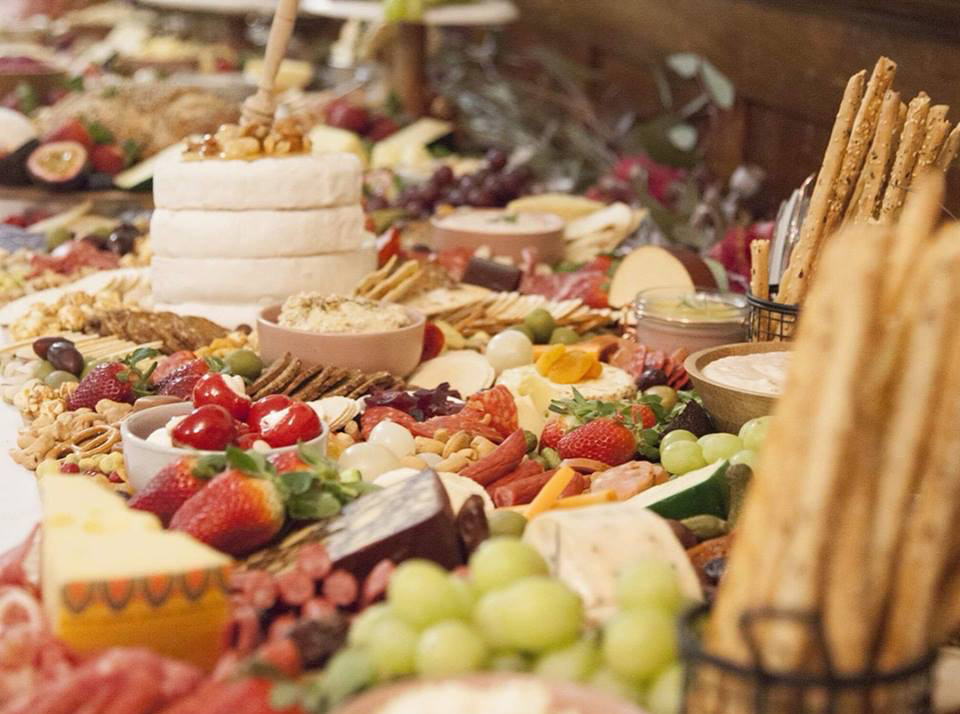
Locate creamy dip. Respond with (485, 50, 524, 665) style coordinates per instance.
(702, 351, 790, 396)
(435, 210, 564, 235)
(279, 293, 409, 334)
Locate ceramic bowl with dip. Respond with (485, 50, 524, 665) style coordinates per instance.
(685, 341, 789, 432)
(121, 402, 329, 493)
(633, 287, 748, 355)
(258, 294, 426, 377)
(431, 209, 565, 264)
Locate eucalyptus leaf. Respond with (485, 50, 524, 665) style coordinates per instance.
(667, 123, 698, 151)
(700, 60, 735, 109)
(666, 52, 701, 79)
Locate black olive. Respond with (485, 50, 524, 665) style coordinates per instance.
(47, 341, 85, 376)
(106, 223, 139, 256)
(33, 336, 70, 360)
(635, 367, 669, 390)
(81, 233, 109, 250)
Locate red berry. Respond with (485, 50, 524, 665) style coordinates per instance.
(192, 373, 251, 421)
(66, 362, 136, 411)
(324, 99, 370, 134)
(128, 456, 212, 526)
(171, 405, 236, 451)
(158, 372, 203, 399)
(420, 322, 445, 362)
(556, 417, 636, 466)
(235, 432, 262, 449)
(539, 419, 568, 451)
(258, 402, 321, 448)
(44, 119, 93, 151)
(270, 451, 308, 474)
(366, 115, 398, 141)
(90, 144, 124, 175)
(151, 351, 202, 384)
(248, 394, 293, 428)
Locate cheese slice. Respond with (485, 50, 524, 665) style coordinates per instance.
(40, 476, 232, 670)
(523, 498, 702, 621)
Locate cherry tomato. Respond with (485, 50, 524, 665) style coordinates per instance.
(192, 373, 251, 421)
(172, 405, 236, 451)
(248, 394, 293, 428)
(258, 402, 321, 448)
(235, 431, 262, 449)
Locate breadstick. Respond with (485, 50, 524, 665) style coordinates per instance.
(826, 57, 897, 233)
(849, 89, 901, 223)
(884, 170, 945, 308)
(936, 123, 960, 171)
(778, 70, 865, 305)
(879, 92, 931, 222)
(749, 239, 770, 300)
(914, 105, 951, 175)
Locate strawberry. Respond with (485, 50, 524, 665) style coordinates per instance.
(151, 352, 201, 384)
(539, 419, 568, 451)
(157, 372, 203, 399)
(270, 451, 308, 474)
(66, 349, 156, 411)
(90, 144, 124, 175)
(170, 466, 285, 556)
(621, 403, 656, 430)
(556, 417, 636, 466)
(128, 455, 224, 526)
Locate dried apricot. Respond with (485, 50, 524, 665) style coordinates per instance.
(586, 358, 602, 379)
(548, 349, 595, 384)
(536, 344, 567, 377)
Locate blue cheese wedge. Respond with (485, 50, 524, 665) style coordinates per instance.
(522, 499, 702, 621)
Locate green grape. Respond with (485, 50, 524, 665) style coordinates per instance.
(660, 441, 706, 474)
(602, 609, 677, 683)
(644, 385, 678, 411)
(387, 559, 466, 628)
(729, 449, 755, 467)
(32, 360, 54, 380)
(415, 620, 489, 677)
(449, 574, 478, 614)
(475, 576, 582, 654)
(487, 509, 527, 538)
(367, 617, 419, 679)
(659, 429, 696, 453)
(347, 603, 392, 648)
(589, 667, 643, 702)
(534, 638, 601, 682)
(738, 416, 772, 451)
(488, 652, 532, 672)
(468, 537, 548, 593)
(322, 648, 376, 704)
(646, 663, 684, 714)
(617, 559, 683, 613)
(697, 433, 742, 463)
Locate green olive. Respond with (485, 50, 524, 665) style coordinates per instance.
(644, 385, 678, 411)
(523, 308, 556, 344)
(488, 509, 528, 538)
(225, 349, 263, 380)
(548, 326, 580, 345)
(45, 370, 79, 389)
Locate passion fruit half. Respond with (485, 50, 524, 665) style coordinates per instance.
(27, 140, 89, 191)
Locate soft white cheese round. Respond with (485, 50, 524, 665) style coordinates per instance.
(497, 363, 637, 404)
(150, 249, 376, 305)
(150, 205, 366, 258)
(153, 152, 363, 210)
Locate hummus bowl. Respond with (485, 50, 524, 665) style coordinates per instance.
(257, 303, 426, 377)
(685, 341, 787, 432)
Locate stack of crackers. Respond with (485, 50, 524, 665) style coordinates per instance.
(352, 256, 454, 304)
(756, 57, 960, 306)
(246, 352, 404, 401)
(703, 175, 960, 702)
(432, 292, 615, 337)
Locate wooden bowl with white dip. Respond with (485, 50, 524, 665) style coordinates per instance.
(431, 209, 565, 264)
(685, 341, 789, 432)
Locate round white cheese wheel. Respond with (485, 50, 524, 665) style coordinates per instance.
(150, 205, 367, 258)
(150, 249, 376, 305)
(153, 152, 363, 210)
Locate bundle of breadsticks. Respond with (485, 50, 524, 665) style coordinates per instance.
(697, 174, 960, 712)
(753, 56, 959, 306)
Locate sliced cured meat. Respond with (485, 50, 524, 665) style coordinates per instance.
(360, 407, 419, 441)
(590, 461, 668, 500)
(464, 385, 518, 438)
(413, 414, 503, 443)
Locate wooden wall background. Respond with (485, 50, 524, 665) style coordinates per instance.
(508, 0, 960, 213)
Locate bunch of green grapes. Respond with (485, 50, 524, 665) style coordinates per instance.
(317, 538, 687, 714)
(660, 416, 771, 475)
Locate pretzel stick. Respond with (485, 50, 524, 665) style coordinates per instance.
(914, 105, 951, 176)
(778, 70, 865, 305)
(849, 90, 901, 223)
(879, 93, 931, 222)
(749, 239, 770, 300)
(936, 123, 960, 171)
(826, 57, 897, 233)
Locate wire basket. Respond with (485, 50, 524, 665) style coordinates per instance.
(679, 605, 936, 714)
(747, 289, 799, 342)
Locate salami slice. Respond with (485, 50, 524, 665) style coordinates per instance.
(296, 544, 332, 581)
(361, 560, 395, 607)
(464, 386, 518, 438)
(276, 569, 315, 607)
(360, 407, 419, 441)
(322, 570, 358, 608)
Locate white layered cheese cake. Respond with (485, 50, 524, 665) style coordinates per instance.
(150, 151, 372, 327)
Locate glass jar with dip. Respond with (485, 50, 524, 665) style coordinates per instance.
(632, 287, 748, 354)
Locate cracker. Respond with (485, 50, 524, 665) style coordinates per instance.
(353, 255, 398, 297)
(325, 372, 365, 397)
(252, 357, 302, 399)
(381, 267, 424, 303)
(347, 373, 389, 399)
(367, 260, 419, 300)
(283, 364, 325, 396)
(779, 70, 866, 305)
(248, 353, 293, 394)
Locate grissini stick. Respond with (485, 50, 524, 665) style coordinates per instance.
(241, 0, 301, 126)
(914, 105, 951, 176)
(879, 92, 930, 222)
(749, 239, 770, 300)
(778, 71, 865, 305)
(935, 123, 960, 171)
(848, 89, 900, 223)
